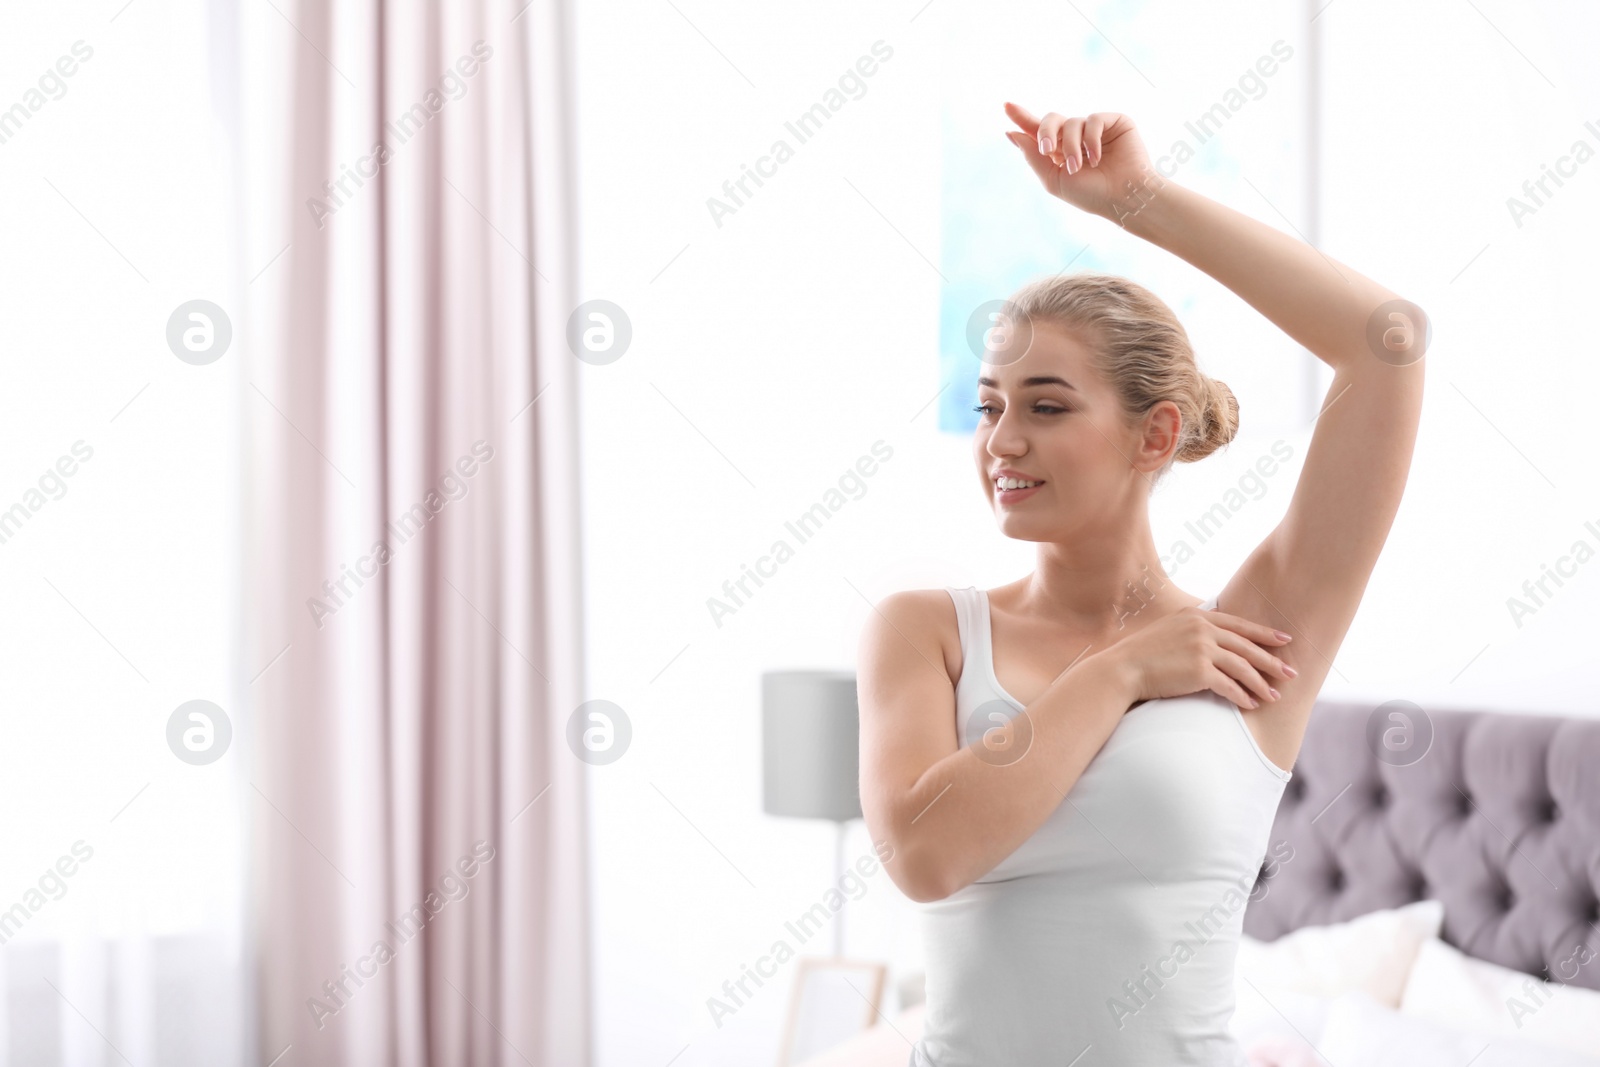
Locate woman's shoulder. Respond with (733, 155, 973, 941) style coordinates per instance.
(872, 587, 965, 646)
(860, 587, 965, 689)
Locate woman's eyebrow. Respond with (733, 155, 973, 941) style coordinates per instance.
(977, 375, 1079, 391)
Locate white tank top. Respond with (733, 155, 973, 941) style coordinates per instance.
(910, 586, 1292, 1067)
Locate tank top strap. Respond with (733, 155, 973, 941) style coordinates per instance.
(943, 586, 979, 665)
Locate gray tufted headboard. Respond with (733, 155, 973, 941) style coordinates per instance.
(1243, 700, 1600, 992)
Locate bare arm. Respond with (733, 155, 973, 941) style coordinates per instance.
(856, 591, 1135, 902)
(1110, 126, 1424, 771)
(1004, 105, 1423, 374)
(1005, 107, 1426, 768)
(1119, 180, 1416, 372)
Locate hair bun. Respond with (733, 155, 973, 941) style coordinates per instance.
(1180, 377, 1239, 462)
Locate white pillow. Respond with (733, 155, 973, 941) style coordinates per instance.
(1229, 981, 1331, 1047)
(1235, 899, 1443, 1006)
(1400, 935, 1600, 1059)
(1319, 988, 1600, 1066)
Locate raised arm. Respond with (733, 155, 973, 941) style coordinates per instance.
(1004, 107, 1426, 769)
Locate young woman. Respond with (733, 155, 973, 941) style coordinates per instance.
(856, 108, 1426, 1065)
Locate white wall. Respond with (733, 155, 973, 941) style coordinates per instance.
(0, 1, 247, 1062)
(574, 1, 1600, 1065)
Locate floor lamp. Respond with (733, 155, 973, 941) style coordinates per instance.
(761, 669, 861, 958)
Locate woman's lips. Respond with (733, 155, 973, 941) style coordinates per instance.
(996, 481, 1044, 505)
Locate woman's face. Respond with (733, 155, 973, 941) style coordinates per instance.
(972, 319, 1159, 540)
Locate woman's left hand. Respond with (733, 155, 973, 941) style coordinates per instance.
(1002, 105, 1158, 224)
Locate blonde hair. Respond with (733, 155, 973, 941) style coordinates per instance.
(1002, 272, 1237, 476)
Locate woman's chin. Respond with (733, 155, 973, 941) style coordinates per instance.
(994, 514, 1058, 541)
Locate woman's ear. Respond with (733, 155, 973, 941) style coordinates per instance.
(1136, 401, 1183, 471)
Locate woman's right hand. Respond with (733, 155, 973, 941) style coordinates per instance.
(1096, 604, 1297, 711)
(1002, 106, 1158, 225)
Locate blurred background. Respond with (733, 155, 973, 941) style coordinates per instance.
(1, 0, 1597, 1064)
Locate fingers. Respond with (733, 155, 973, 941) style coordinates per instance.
(1202, 608, 1293, 650)
(1034, 112, 1065, 165)
(1003, 106, 1101, 175)
(1058, 117, 1085, 173)
(1084, 114, 1106, 167)
(1008, 106, 1071, 170)
(1004, 130, 1035, 154)
(1031, 113, 1087, 173)
(1214, 627, 1297, 685)
(1213, 649, 1276, 709)
(1207, 663, 1264, 712)
(1003, 101, 1041, 135)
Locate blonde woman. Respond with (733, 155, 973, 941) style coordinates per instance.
(856, 108, 1426, 1066)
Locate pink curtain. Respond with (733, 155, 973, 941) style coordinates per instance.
(240, 1, 589, 1063)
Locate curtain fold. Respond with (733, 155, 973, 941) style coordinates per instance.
(240, 1, 589, 1063)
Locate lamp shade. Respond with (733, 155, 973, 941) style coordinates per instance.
(761, 670, 861, 822)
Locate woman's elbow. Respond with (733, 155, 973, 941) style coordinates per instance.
(881, 837, 953, 903)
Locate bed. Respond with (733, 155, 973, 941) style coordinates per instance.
(1242, 699, 1600, 989)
